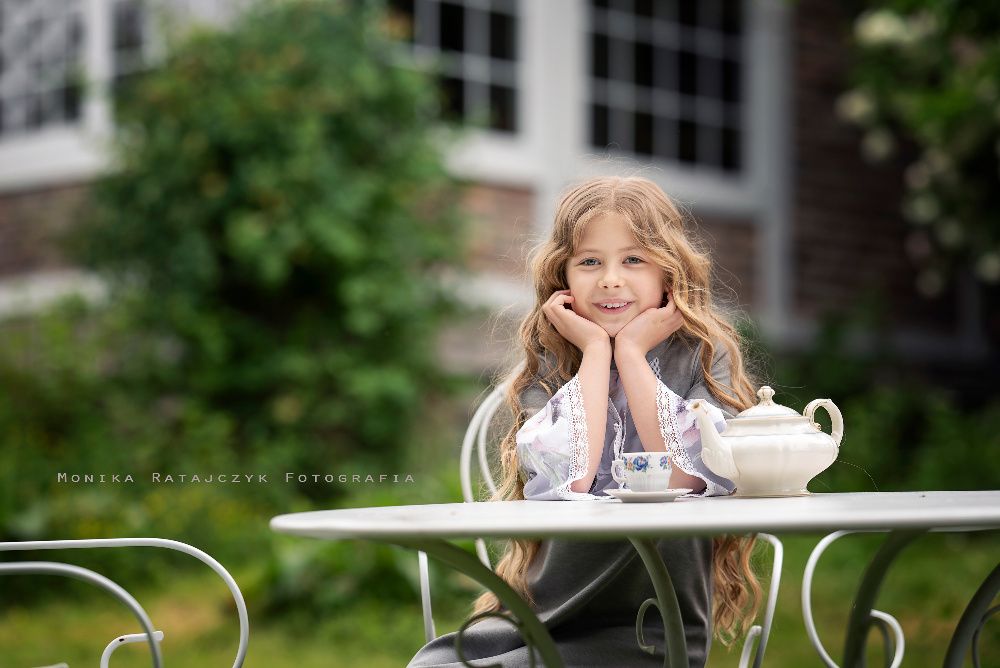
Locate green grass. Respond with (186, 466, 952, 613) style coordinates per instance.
(2, 532, 996, 667)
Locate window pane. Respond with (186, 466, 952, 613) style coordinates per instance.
(722, 126, 741, 171)
(113, 1, 143, 51)
(678, 50, 697, 96)
(440, 75, 465, 119)
(0, 1, 85, 138)
(591, 103, 609, 148)
(439, 2, 464, 52)
(388, 0, 520, 134)
(721, 0, 742, 35)
(678, 119, 697, 163)
(489, 84, 516, 132)
(678, 1, 697, 27)
(722, 58, 740, 103)
(634, 111, 653, 156)
(490, 11, 516, 61)
(592, 33, 609, 79)
(634, 41, 652, 87)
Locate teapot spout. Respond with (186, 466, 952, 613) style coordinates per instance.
(689, 400, 739, 481)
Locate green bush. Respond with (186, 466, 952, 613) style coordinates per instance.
(0, 0, 468, 606)
(72, 0, 467, 498)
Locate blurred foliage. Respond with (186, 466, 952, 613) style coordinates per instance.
(839, 1, 1000, 296)
(1, 0, 469, 607)
(69, 0, 467, 495)
(743, 304, 1000, 494)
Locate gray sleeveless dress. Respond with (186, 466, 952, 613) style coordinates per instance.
(408, 337, 737, 667)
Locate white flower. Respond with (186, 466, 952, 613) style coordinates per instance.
(855, 10, 909, 47)
(836, 90, 876, 124)
(905, 194, 940, 225)
(975, 253, 1000, 283)
(862, 128, 895, 162)
(935, 219, 963, 249)
(856, 10, 938, 47)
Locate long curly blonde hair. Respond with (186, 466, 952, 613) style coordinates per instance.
(471, 176, 762, 647)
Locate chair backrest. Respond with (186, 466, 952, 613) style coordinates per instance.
(458, 379, 510, 505)
(456, 377, 514, 572)
(418, 377, 513, 642)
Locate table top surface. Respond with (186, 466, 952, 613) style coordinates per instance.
(270, 490, 1000, 541)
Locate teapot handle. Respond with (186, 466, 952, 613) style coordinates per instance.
(803, 399, 843, 446)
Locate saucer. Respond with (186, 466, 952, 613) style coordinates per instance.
(605, 488, 693, 503)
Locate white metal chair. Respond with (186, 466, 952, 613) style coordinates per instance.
(416, 381, 783, 667)
(0, 538, 249, 668)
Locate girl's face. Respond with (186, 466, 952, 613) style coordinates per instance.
(565, 212, 666, 338)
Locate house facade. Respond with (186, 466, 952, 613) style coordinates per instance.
(0, 0, 989, 374)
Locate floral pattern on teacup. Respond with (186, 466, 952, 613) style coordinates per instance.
(623, 454, 672, 473)
(626, 455, 649, 472)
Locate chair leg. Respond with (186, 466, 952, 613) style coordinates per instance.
(738, 532, 784, 668)
(418, 549, 437, 643)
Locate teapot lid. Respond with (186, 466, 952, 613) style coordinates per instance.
(733, 386, 801, 419)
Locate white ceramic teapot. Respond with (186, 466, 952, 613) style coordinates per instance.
(689, 386, 844, 497)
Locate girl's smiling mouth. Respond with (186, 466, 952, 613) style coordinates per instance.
(595, 301, 633, 313)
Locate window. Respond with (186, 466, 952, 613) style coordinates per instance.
(0, 0, 85, 138)
(112, 0, 148, 82)
(0, 0, 150, 141)
(588, 0, 744, 173)
(388, 0, 520, 133)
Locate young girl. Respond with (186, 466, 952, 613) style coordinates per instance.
(409, 176, 761, 667)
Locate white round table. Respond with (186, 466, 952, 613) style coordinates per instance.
(271, 491, 1000, 668)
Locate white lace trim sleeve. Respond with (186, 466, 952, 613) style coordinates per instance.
(655, 380, 737, 497)
(516, 375, 611, 501)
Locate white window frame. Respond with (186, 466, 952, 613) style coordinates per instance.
(451, 0, 792, 337)
(0, 0, 240, 193)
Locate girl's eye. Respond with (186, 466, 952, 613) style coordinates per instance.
(580, 258, 599, 266)
(624, 256, 643, 264)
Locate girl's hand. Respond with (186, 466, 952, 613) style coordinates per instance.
(614, 291, 683, 356)
(542, 290, 611, 352)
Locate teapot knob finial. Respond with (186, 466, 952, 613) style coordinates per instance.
(757, 386, 776, 405)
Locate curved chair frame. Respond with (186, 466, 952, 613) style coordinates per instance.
(0, 561, 162, 668)
(0, 538, 248, 668)
(416, 380, 783, 667)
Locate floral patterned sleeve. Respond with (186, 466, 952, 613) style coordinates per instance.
(516, 376, 609, 501)
(654, 346, 738, 497)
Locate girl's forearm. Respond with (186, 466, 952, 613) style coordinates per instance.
(615, 344, 705, 491)
(569, 341, 612, 493)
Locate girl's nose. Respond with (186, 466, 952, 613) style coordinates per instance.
(598, 270, 622, 289)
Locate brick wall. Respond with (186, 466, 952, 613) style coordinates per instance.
(460, 182, 536, 280)
(696, 215, 757, 313)
(0, 183, 88, 279)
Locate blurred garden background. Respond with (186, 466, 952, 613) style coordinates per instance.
(0, 0, 997, 665)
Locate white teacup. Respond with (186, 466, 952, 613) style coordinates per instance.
(611, 452, 673, 492)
